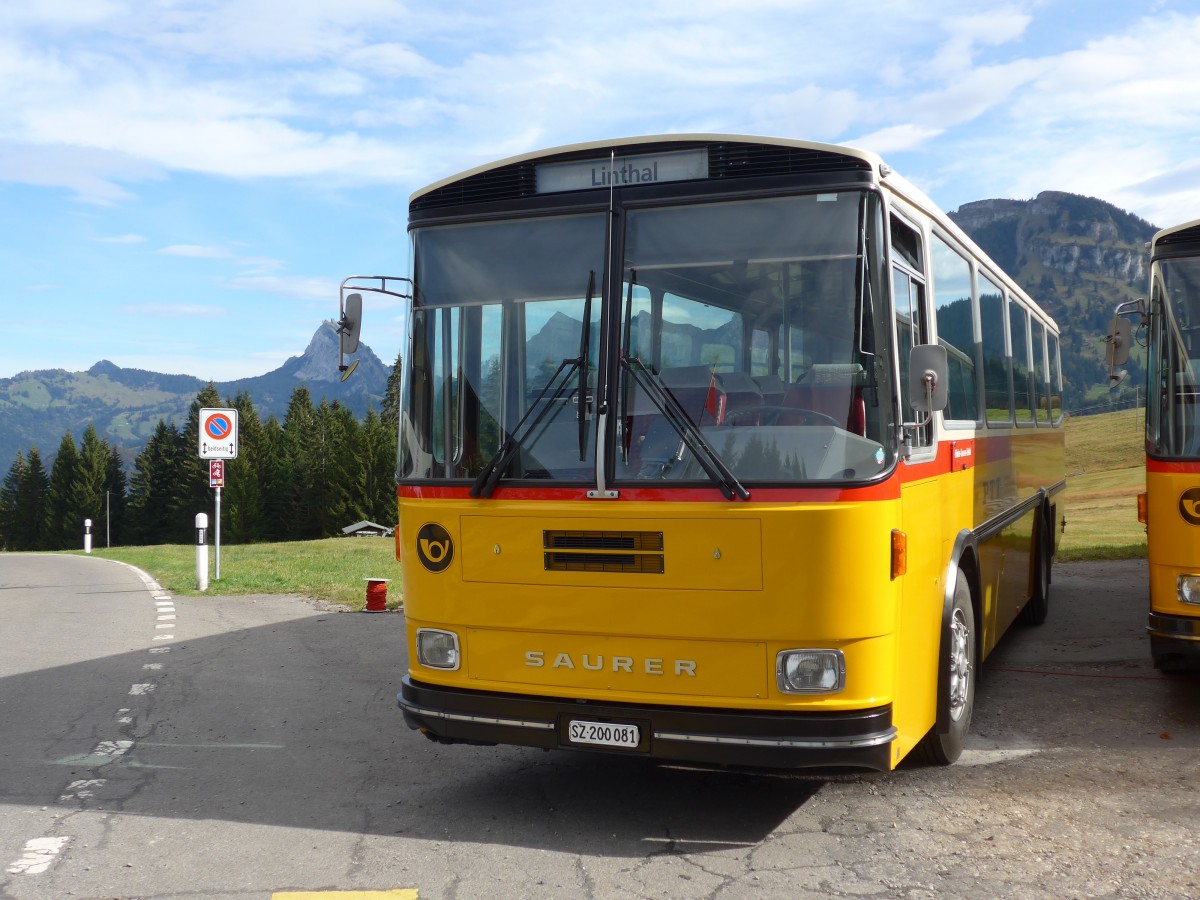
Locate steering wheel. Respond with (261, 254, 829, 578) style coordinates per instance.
(725, 405, 840, 427)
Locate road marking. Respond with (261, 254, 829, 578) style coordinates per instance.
(157, 614, 176, 620)
(59, 779, 106, 801)
(153, 635, 173, 641)
(6, 836, 70, 875)
(155, 624, 174, 629)
(271, 892, 419, 899)
(143, 663, 163, 670)
(153, 594, 173, 601)
(94, 740, 133, 757)
(149, 647, 170, 654)
(129, 683, 156, 695)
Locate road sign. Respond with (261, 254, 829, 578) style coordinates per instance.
(199, 408, 239, 459)
(209, 459, 225, 487)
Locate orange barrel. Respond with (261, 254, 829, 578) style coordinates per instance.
(364, 577, 390, 612)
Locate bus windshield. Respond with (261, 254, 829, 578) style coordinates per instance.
(400, 191, 895, 487)
(615, 192, 893, 484)
(1149, 255, 1200, 458)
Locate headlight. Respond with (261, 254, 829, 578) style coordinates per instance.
(416, 629, 461, 670)
(1179, 575, 1200, 606)
(776, 649, 845, 694)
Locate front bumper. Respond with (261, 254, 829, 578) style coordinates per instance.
(399, 676, 896, 771)
(1148, 612, 1200, 669)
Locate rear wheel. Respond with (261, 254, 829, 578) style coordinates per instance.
(1019, 511, 1052, 626)
(915, 569, 976, 766)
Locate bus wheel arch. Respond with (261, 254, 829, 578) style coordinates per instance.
(1019, 498, 1054, 627)
(916, 547, 979, 766)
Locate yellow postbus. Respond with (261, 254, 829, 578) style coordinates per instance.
(342, 135, 1065, 770)
(1109, 218, 1200, 672)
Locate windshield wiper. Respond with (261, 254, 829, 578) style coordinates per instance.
(620, 356, 750, 501)
(471, 272, 597, 499)
(470, 356, 580, 498)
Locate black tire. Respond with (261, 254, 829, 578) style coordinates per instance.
(915, 569, 976, 766)
(1019, 512, 1052, 626)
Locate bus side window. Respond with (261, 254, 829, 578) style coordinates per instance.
(891, 216, 930, 447)
(979, 273, 1013, 426)
(930, 233, 979, 423)
(1010, 300, 1034, 424)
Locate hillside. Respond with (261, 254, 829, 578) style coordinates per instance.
(949, 191, 1157, 413)
(0, 321, 391, 473)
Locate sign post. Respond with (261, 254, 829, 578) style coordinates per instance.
(209, 460, 225, 579)
(199, 409, 238, 581)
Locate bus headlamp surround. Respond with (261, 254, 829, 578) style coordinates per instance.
(1179, 575, 1200, 606)
(416, 629, 461, 670)
(776, 649, 845, 694)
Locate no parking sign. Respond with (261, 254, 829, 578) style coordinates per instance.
(199, 408, 239, 459)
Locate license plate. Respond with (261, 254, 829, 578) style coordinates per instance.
(567, 719, 640, 749)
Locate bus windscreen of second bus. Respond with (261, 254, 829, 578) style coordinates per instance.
(1149, 255, 1200, 458)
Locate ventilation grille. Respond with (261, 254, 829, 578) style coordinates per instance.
(1157, 224, 1200, 251)
(412, 163, 538, 211)
(707, 142, 872, 180)
(412, 141, 872, 211)
(543, 530, 664, 574)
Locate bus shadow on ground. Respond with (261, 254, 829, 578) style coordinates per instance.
(0, 611, 826, 855)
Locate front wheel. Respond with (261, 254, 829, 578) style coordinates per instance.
(915, 569, 976, 766)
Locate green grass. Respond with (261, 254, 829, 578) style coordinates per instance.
(85, 538, 401, 611)
(1059, 407, 1146, 561)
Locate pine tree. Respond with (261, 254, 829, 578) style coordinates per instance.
(282, 386, 320, 539)
(225, 391, 265, 543)
(46, 432, 83, 550)
(128, 420, 189, 544)
(104, 444, 128, 547)
(361, 408, 398, 527)
(382, 350, 402, 435)
(18, 448, 51, 550)
(76, 424, 110, 532)
(0, 452, 27, 551)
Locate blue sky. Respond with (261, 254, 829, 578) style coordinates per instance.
(3, 0, 1199, 381)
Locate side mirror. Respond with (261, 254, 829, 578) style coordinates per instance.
(1104, 316, 1131, 367)
(340, 292, 362, 356)
(908, 344, 949, 413)
(338, 292, 363, 380)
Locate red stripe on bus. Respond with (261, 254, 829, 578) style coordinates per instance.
(1147, 458, 1200, 474)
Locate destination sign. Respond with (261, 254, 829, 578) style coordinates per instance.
(536, 148, 708, 194)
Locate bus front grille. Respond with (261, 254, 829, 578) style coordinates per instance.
(543, 530, 665, 574)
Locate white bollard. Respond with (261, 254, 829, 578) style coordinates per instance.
(83, 519, 92, 554)
(195, 512, 209, 591)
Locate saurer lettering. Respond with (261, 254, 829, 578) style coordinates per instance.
(525, 650, 696, 676)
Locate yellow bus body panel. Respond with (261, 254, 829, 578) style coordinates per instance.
(1147, 469, 1200, 618)
(402, 498, 900, 714)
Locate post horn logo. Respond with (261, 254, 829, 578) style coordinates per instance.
(1180, 488, 1200, 526)
(415, 523, 454, 572)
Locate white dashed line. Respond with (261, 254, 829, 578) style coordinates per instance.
(59, 779, 106, 802)
(157, 615, 176, 621)
(142, 663, 163, 670)
(129, 684, 156, 695)
(6, 836, 70, 875)
(153, 635, 173, 641)
(155, 624, 173, 630)
(94, 740, 133, 758)
(149, 647, 170, 654)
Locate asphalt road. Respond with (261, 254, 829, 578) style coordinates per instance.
(0, 553, 1197, 900)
